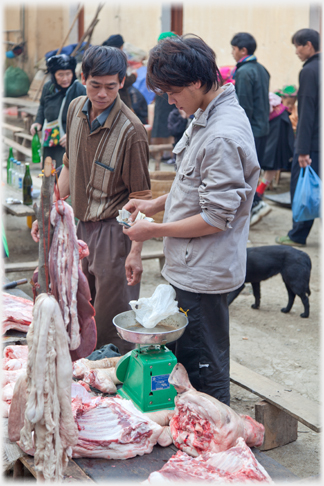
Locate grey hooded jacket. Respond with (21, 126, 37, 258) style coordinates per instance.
(161, 83, 260, 294)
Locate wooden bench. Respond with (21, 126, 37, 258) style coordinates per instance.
(230, 359, 320, 450)
(4, 253, 165, 275)
(141, 251, 165, 272)
(149, 143, 174, 171)
(2, 135, 32, 160)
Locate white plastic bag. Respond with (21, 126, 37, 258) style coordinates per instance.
(129, 284, 179, 329)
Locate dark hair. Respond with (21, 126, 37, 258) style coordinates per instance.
(46, 54, 77, 74)
(146, 34, 222, 94)
(292, 28, 320, 52)
(81, 45, 127, 82)
(230, 33, 257, 55)
(102, 34, 124, 48)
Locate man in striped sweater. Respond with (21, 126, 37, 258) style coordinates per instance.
(32, 45, 151, 354)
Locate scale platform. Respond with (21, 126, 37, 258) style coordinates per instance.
(113, 310, 188, 413)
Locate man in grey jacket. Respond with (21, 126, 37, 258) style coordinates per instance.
(122, 35, 260, 405)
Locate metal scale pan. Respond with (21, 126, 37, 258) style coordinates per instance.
(113, 310, 189, 412)
(113, 310, 188, 346)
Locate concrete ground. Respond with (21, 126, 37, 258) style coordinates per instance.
(2, 117, 322, 483)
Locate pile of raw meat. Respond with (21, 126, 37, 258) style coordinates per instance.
(6, 340, 272, 481)
(142, 363, 271, 483)
(143, 437, 273, 483)
(2, 293, 33, 334)
(2, 345, 28, 418)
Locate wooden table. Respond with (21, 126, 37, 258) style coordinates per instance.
(2, 184, 37, 217)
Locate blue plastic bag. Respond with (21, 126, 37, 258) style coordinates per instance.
(292, 166, 321, 222)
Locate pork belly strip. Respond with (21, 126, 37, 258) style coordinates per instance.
(49, 201, 80, 350)
(2, 293, 33, 325)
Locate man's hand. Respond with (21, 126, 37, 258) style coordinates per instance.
(298, 154, 312, 168)
(59, 134, 67, 148)
(123, 199, 158, 222)
(123, 220, 157, 242)
(125, 247, 143, 285)
(31, 220, 40, 242)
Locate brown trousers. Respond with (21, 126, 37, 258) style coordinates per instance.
(77, 219, 139, 355)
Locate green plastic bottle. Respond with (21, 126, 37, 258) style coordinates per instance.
(31, 127, 41, 164)
(7, 147, 13, 184)
(23, 163, 33, 206)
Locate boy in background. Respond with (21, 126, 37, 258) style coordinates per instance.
(231, 32, 271, 226)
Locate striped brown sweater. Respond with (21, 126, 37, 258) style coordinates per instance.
(63, 94, 151, 222)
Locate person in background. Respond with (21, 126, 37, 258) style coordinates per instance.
(275, 85, 298, 133)
(128, 85, 148, 124)
(250, 92, 295, 225)
(165, 108, 193, 165)
(219, 65, 235, 85)
(31, 45, 151, 354)
(231, 32, 271, 225)
(102, 34, 137, 109)
(30, 54, 86, 169)
(276, 28, 320, 247)
(150, 32, 178, 160)
(122, 34, 259, 406)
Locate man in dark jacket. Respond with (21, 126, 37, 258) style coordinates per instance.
(231, 32, 271, 225)
(102, 34, 137, 108)
(276, 28, 320, 247)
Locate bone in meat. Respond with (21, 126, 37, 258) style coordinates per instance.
(143, 437, 273, 483)
(169, 363, 265, 456)
(72, 396, 163, 460)
(19, 294, 78, 481)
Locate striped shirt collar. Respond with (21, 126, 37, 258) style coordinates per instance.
(82, 98, 117, 132)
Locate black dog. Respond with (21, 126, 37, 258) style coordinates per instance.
(227, 246, 311, 318)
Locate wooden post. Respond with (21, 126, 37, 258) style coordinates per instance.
(33, 157, 55, 294)
(255, 400, 298, 450)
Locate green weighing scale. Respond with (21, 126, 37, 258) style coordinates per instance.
(113, 310, 188, 413)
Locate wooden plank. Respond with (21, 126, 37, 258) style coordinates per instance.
(230, 359, 320, 432)
(2, 123, 24, 133)
(3, 97, 39, 109)
(2, 136, 32, 158)
(141, 252, 164, 261)
(4, 261, 38, 273)
(20, 456, 94, 482)
(3, 201, 35, 217)
(15, 132, 33, 141)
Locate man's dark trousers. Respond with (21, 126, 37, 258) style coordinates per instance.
(168, 286, 230, 406)
(288, 151, 320, 244)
